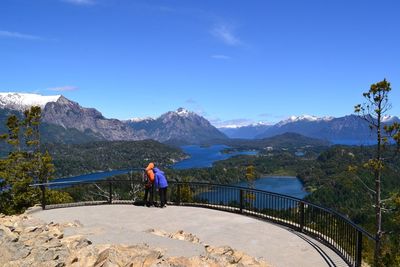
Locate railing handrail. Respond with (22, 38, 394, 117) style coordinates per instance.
(29, 168, 378, 267)
(30, 176, 375, 241)
(172, 181, 376, 241)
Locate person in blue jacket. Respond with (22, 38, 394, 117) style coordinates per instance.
(153, 167, 168, 208)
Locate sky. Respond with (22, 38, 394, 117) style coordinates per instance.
(1, 0, 399, 127)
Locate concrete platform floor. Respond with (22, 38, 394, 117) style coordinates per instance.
(32, 205, 348, 267)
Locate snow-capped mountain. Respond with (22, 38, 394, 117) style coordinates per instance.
(0, 93, 226, 144)
(276, 115, 334, 127)
(0, 93, 146, 142)
(256, 115, 400, 144)
(126, 107, 227, 144)
(1, 92, 399, 145)
(0, 93, 60, 111)
(219, 114, 399, 144)
(159, 107, 196, 121)
(219, 122, 272, 139)
(382, 115, 398, 123)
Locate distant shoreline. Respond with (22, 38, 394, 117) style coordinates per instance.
(259, 175, 297, 179)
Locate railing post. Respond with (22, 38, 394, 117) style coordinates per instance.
(356, 230, 363, 267)
(299, 201, 305, 232)
(240, 189, 244, 213)
(108, 180, 112, 204)
(177, 184, 181, 205)
(40, 185, 46, 210)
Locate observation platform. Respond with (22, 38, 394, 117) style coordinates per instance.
(31, 204, 348, 267)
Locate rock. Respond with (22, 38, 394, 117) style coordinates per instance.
(0, 224, 19, 242)
(62, 235, 92, 250)
(66, 245, 99, 267)
(0, 214, 272, 267)
(25, 226, 40, 233)
(61, 220, 82, 228)
(169, 230, 200, 244)
(205, 245, 270, 267)
(9, 242, 32, 261)
(147, 228, 201, 244)
(167, 257, 199, 267)
(42, 96, 141, 141)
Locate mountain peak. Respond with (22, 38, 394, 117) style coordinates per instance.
(175, 107, 191, 116)
(277, 115, 334, 126)
(382, 115, 398, 123)
(0, 92, 61, 111)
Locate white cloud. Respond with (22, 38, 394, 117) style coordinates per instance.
(62, 0, 95, 5)
(0, 30, 42, 40)
(47, 86, 79, 92)
(211, 24, 241, 46)
(211, 54, 231, 60)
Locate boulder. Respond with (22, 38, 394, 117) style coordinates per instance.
(0, 213, 272, 267)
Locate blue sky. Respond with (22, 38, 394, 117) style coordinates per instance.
(1, 0, 399, 127)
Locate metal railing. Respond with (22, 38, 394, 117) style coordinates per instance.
(31, 171, 375, 267)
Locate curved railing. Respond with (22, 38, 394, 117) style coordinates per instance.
(31, 170, 375, 267)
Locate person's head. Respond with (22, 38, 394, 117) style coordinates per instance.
(145, 162, 154, 171)
(145, 162, 155, 181)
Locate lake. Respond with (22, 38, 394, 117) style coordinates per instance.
(196, 176, 308, 208)
(46, 145, 307, 199)
(172, 145, 257, 169)
(235, 176, 308, 199)
(172, 145, 307, 199)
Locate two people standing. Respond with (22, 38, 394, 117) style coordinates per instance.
(144, 162, 168, 208)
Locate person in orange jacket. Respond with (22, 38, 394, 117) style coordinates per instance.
(143, 162, 155, 207)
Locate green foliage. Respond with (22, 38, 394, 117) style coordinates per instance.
(211, 132, 330, 154)
(44, 140, 186, 178)
(382, 192, 400, 266)
(245, 165, 255, 188)
(188, 143, 399, 265)
(179, 177, 194, 203)
(45, 189, 74, 204)
(354, 79, 400, 266)
(0, 106, 72, 215)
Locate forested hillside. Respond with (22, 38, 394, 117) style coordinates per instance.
(43, 140, 187, 177)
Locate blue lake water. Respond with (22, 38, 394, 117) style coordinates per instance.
(197, 177, 308, 208)
(172, 145, 307, 199)
(236, 176, 308, 199)
(172, 145, 257, 169)
(44, 145, 307, 200)
(54, 169, 132, 184)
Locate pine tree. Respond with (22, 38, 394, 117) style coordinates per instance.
(0, 106, 71, 214)
(354, 79, 400, 266)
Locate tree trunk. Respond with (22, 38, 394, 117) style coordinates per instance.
(374, 170, 382, 267)
(374, 97, 383, 267)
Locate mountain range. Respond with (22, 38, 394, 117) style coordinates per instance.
(125, 108, 226, 145)
(1, 92, 399, 146)
(219, 114, 400, 145)
(0, 93, 227, 145)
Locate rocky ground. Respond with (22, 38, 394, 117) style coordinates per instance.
(0, 211, 271, 267)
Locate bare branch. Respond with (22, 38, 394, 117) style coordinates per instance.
(354, 175, 376, 195)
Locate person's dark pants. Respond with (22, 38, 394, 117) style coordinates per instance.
(159, 187, 168, 207)
(144, 184, 154, 206)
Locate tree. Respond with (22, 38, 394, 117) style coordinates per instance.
(0, 106, 71, 214)
(244, 165, 256, 207)
(382, 193, 400, 266)
(354, 79, 400, 266)
(245, 165, 256, 188)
